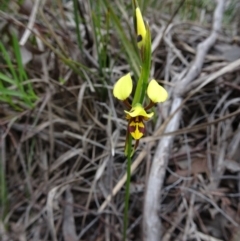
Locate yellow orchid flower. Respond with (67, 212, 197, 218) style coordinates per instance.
(125, 103, 153, 140)
(113, 75, 168, 141)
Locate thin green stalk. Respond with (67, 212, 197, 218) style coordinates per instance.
(132, 24, 151, 106)
(123, 135, 132, 241)
(0, 160, 7, 220)
(91, 5, 105, 74)
(73, 0, 83, 52)
(0, 132, 7, 221)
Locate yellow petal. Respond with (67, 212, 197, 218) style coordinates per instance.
(147, 79, 168, 103)
(125, 103, 153, 120)
(129, 120, 145, 140)
(113, 73, 133, 100)
(136, 7, 146, 48)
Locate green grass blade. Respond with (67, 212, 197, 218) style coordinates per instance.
(73, 0, 83, 52)
(12, 34, 28, 82)
(12, 34, 37, 101)
(0, 73, 16, 85)
(0, 88, 32, 98)
(0, 41, 18, 82)
(102, 0, 141, 77)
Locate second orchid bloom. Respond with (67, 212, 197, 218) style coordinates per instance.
(113, 73, 168, 140)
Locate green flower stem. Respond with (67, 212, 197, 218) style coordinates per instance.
(132, 25, 152, 106)
(140, 25, 152, 103)
(73, 0, 83, 52)
(123, 135, 132, 241)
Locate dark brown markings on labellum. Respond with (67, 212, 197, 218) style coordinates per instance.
(129, 124, 136, 133)
(138, 125, 145, 134)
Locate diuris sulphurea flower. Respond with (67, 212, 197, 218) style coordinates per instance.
(113, 73, 168, 145)
(116, 2, 168, 239)
(113, 2, 168, 156)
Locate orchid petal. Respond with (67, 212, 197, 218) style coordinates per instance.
(147, 79, 168, 103)
(113, 73, 133, 100)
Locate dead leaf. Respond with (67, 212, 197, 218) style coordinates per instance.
(167, 158, 208, 184)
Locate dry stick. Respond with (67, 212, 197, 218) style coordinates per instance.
(19, 0, 41, 46)
(143, 1, 226, 240)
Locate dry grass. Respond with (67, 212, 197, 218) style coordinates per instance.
(0, 0, 240, 241)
